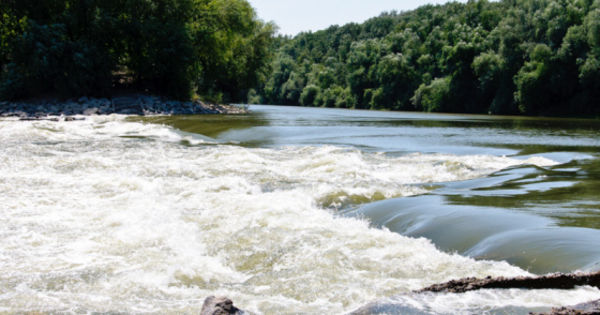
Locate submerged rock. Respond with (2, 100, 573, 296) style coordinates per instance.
(200, 296, 249, 315)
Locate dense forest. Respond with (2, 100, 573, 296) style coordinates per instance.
(0, 0, 274, 102)
(2, 0, 599, 116)
(253, 0, 600, 116)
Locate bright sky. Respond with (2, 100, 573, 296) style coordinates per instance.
(247, 0, 468, 36)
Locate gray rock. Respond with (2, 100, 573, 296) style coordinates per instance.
(349, 301, 429, 315)
(200, 296, 248, 315)
(14, 110, 27, 118)
(535, 299, 600, 315)
(83, 107, 99, 115)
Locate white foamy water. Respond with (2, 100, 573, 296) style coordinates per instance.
(0, 116, 597, 314)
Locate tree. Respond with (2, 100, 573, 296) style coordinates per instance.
(411, 77, 451, 112)
(0, 0, 274, 102)
(256, 0, 599, 116)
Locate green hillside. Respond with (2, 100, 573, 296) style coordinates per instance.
(253, 0, 600, 116)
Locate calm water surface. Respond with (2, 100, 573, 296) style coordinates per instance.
(1, 105, 599, 314)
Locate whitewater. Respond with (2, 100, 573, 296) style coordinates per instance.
(1, 114, 599, 314)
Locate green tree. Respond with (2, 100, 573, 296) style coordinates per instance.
(411, 77, 451, 112)
(515, 44, 553, 114)
(0, 0, 273, 102)
(256, 0, 599, 116)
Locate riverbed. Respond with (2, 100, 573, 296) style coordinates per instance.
(1, 105, 599, 314)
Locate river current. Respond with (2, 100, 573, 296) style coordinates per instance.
(1, 105, 599, 314)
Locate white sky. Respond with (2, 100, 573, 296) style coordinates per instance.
(247, 0, 468, 36)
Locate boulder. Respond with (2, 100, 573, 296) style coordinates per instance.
(200, 296, 248, 315)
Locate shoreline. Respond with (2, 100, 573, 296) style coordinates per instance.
(0, 94, 248, 119)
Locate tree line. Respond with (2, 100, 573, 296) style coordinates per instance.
(0, 0, 274, 102)
(252, 0, 600, 116)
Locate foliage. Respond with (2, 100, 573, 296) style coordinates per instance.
(255, 0, 600, 116)
(0, 0, 273, 101)
(411, 77, 451, 112)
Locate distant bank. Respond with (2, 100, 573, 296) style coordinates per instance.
(252, 0, 600, 117)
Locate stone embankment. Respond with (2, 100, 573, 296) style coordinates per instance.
(0, 94, 247, 118)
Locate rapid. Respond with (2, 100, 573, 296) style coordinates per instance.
(1, 105, 599, 314)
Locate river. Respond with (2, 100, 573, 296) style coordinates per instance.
(1, 105, 599, 314)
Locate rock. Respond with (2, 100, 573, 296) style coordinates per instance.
(83, 107, 99, 115)
(64, 117, 84, 121)
(413, 272, 600, 315)
(200, 296, 248, 315)
(418, 271, 600, 294)
(13, 110, 27, 118)
(349, 301, 426, 315)
(533, 299, 600, 315)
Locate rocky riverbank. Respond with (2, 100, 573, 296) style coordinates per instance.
(0, 94, 248, 118)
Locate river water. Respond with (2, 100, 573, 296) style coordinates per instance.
(1, 105, 599, 314)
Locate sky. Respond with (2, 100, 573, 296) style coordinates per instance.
(247, 0, 468, 36)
